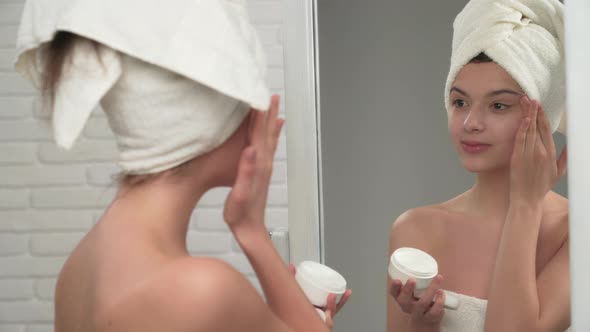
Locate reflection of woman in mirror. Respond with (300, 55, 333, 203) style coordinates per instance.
(387, 0, 570, 331)
(14, 0, 349, 331)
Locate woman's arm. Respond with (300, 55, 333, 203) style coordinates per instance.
(388, 214, 412, 332)
(224, 95, 330, 332)
(485, 98, 569, 332)
(485, 203, 570, 332)
(388, 209, 445, 332)
(235, 227, 330, 331)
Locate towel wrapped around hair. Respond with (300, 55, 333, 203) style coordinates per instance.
(14, 0, 270, 174)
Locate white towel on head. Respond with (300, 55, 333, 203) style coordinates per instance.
(14, 0, 270, 174)
(99, 48, 252, 174)
(444, 0, 566, 135)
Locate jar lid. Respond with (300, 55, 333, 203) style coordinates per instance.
(391, 247, 438, 278)
(297, 261, 347, 293)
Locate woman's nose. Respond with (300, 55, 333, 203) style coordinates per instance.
(463, 107, 485, 133)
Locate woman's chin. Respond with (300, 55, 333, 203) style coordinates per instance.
(460, 159, 494, 173)
(460, 158, 509, 174)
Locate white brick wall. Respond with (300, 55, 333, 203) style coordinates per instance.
(0, 0, 288, 329)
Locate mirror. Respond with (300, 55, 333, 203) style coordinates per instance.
(311, 0, 570, 331)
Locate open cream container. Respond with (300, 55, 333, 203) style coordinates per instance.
(295, 260, 347, 321)
(389, 247, 460, 310)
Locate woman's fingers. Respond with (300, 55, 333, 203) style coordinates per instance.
(251, 109, 266, 146)
(259, 96, 283, 179)
(336, 289, 352, 313)
(248, 97, 283, 203)
(527, 99, 538, 157)
(528, 100, 566, 182)
(424, 289, 446, 322)
(263, 95, 282, 159)
(324, 310, 334, 330)
(517, 97, 531, 157)
(313, 289, 351, 328)
(223, 147, 257, 223)
(390, 279, 403, 298)
(537, 105, 554, 158)
(238, 145, 258, 188)
(396, 279, 416, 313)
(266, 95, 280, 141)
(520, 95, 530, 118)
(414, 275, 442, 316)
(536, 104, 547, 150)
(271, 119, 284, 156)
(325, 293, 337, 316)
(389, 278, 446, 323)
(514, 115, 530, 162)
(557, 146, 568, 178)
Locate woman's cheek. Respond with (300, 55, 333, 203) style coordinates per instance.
(506, 118, 523, 143)
(448, 118, 464, 140)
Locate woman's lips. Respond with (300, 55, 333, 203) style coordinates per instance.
(461, 141, 491, 153)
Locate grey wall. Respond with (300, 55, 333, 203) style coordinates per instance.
(317, 1, 567, 331)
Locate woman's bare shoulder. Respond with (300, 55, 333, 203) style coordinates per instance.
(542, 191, 569, 232)
(545, 191, 569, 214)
(389, 203, 452, 253)
(97, 257, 290, 332)
(543, 191, 569, 242)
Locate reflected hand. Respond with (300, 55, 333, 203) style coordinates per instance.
(390, 275, 445, 326)
(288, 264, 353, 330)
(509, 97, 567, 205)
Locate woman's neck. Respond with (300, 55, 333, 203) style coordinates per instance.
(105, 172, 214, 257)
(464, 167, 512, 221)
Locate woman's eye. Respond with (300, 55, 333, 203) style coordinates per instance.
(452, 99, 466, 108)
(492, 103, 508, 110)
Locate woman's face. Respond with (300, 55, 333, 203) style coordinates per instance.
(447, 62, 526, 173)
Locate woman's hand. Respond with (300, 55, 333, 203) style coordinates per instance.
(288, 264, 353, 330)
(223, 95, 284, 234)
(509, 97, 567, 206)
(390, 275, 446, 327)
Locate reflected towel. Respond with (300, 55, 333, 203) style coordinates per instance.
(445, 0, 566, 134)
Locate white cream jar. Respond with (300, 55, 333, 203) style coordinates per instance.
(389, 247, 460, 310)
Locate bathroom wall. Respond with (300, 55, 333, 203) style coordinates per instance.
(0, 0, 288, 330)
(317, 1, 568, 331)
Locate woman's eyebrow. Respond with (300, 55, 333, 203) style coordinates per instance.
(487, 89, 523, 97)
(450, 87, 523, 98)
(450, 86, 468, 96)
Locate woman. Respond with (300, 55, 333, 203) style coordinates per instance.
(14, 0, 350, 331)
(387, 0, 570, 331)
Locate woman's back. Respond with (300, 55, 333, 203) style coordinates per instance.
(54, 215, 183, 332)
(54, 213, 281, 332)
